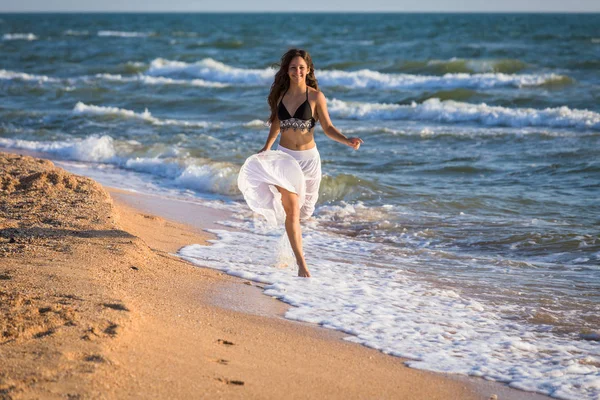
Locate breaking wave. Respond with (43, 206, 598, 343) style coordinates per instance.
(72, 102, 211, 128)
(146, 58, 569, 89)
(328, 98, 600, 130)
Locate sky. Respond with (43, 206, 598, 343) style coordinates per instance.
(0, 0, 599, 12)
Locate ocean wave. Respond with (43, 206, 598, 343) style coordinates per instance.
(97, 30, 153, 38)
(319, 174, 381, 203)
(317, 69, 570, 89)
(96, 153, 239, 196)
(0, 135, 116, 163)
(328, 98, 600, 130)
(94, 73, 228, 88)
(172, 31, 199, 37)
(446, 58, 528, 74)
(209, 39, 245, 49)
(111, 157, 239, 196)
(147, 58, 274, 84)
(1, 61, 569, 92)
(2, 33, 38, 41)
(63, 30, 89, 36)
(243, 119, 268, 128)
(0, 66, 227, 88)
(393, 58, 528, 75)
(121, 61, 147, 73)
(0, 136, 239, 196)
(415, 88, 480, 102)
(72, 102, 211, 128)
(176, 163, 239, 195)
(146, 57, 569, 89)
(0, 69, 59, 83)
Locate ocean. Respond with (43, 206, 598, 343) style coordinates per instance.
(1, 13, 599, 399)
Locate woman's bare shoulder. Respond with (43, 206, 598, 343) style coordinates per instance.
(309, 88, 327, 102)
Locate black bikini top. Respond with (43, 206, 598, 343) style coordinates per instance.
(277, 87, 316, 131)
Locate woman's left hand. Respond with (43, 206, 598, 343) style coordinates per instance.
(347, 137, 364, 150)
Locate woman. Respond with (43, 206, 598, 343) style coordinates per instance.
(238, 48, 363, 278)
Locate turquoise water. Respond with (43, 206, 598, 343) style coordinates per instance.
(1, 13, 599, 399)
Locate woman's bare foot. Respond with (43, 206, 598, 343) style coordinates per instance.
(297, 260, 311, 277)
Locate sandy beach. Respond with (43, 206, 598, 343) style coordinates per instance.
(0, 151, 554, 399)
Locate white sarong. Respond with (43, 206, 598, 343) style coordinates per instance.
(237, 145, 322, 226)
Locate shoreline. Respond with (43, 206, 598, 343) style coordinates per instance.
(0, 150, 552, 399)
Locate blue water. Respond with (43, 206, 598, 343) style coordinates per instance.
(1, 13, 599, 399)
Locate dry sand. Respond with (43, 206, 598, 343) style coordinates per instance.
(0, 152, 551, 399)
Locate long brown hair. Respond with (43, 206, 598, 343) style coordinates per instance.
(267, 49, 319, 124)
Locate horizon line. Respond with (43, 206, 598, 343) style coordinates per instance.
(1, 10, 599, 14)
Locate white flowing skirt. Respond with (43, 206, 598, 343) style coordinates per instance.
(237, 145, 322, 226)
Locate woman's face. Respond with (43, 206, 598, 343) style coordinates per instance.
(288, 56, 309, 83)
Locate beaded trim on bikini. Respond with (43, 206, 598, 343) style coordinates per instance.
(279, 117, 316, 131)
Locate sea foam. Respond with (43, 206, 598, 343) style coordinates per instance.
(328, 98, 600, 130)
(179, 221, 600, 400)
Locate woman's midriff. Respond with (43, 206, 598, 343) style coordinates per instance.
(279, 129, 316, 150)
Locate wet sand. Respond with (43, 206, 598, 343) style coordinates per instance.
(0, 151, 552, 399)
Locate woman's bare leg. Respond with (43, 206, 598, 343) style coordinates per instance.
(277, 186, 311, 277)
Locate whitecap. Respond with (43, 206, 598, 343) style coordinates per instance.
(2, 33, 38, 41)
(243, 119, 268, 128)
(72, 102, 210, 128)
(94, 73, 228, 88)
(97, 30, 152, 38)
(0, 69, 59, 83)
(328, 98, 600, 130)
(317, 69, 568, 89)
(146, 57, 274, 85)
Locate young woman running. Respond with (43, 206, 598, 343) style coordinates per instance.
(238, 48, 363, 277)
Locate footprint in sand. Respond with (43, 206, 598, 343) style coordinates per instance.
(84, 354, 107, 363)
(102, 303, 130, 312)
(216, 377, 244, 386)
(103, 323, 119, 337)
(33, 328, 55, 339)
(217, 339, 234, 346)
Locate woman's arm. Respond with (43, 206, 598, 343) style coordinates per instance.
(259, 118, 281, 152)
(315, 92, 363, 150)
